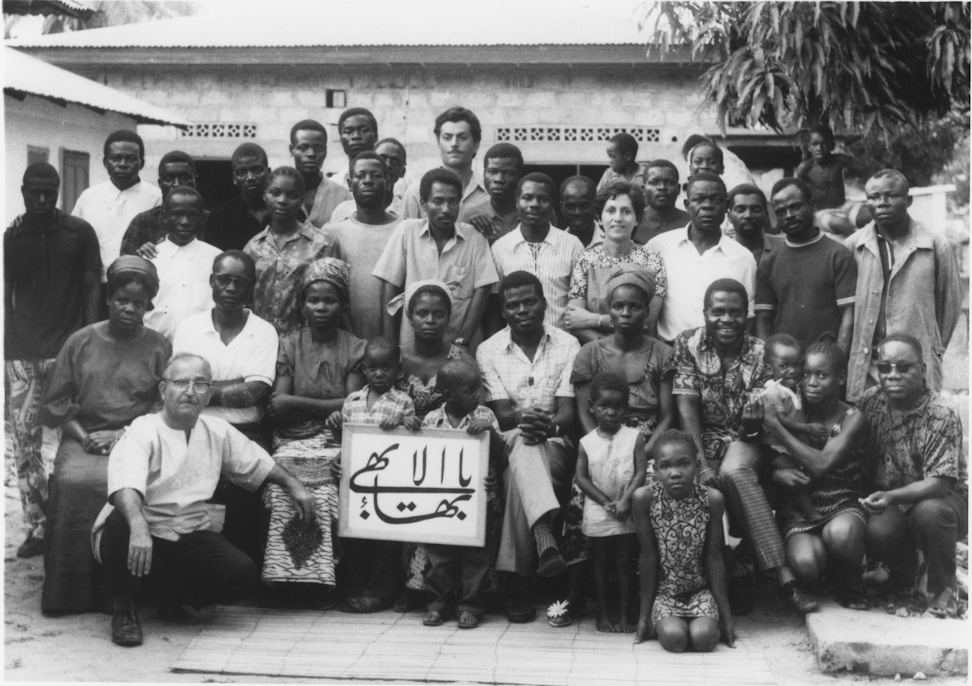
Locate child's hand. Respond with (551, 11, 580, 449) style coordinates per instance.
(721, 617, 736, 648)
(484, 468, 497, 490)
(805, 423, 831, 441)
(466, 419, 492, 436)
(402, 415, 422, 432)
(379, 416, 401, 431)
(634, 617, 655, 644)
(613, 498, 631, 521)
(325, 411, 343, 431)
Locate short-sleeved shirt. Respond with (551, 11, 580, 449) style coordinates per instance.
(372, 219, 499, 345)
(755, 231, 857, 351)
(646, 226, 757, 342)
(301, 176, 352, 228)
(144, 237, 221, 340)
(490, 224, 585, 330)
(96, 413, 275, 542)
(329, 197, 403, 223)
(173, 308, 279, 424)
(277, 328, 366, 401)
(476, 325, 580, 414)
(119, 206, 211, 256)
(672, 327, 770, 461)
(341, 385, 416, 426)
(72, 179, 162, 281)
(858, 387, 968, 494)
(243, 222, 340, 335)
(322, 214, 402, 341)
(570, 336, 674, 418)
(463, 200, 521, 245)
(422, 404, 500, 432)
(401, 171, 488, 221)
(4, 210, 102, 360)
(567, 243, 668, 314)
(203, 195, 267, 251)
(596, 164, 648, 193)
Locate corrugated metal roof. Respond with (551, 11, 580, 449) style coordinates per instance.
(3, 0, 94, 18)
(4, 47, 189, 126)
(7, 0, 655, 49)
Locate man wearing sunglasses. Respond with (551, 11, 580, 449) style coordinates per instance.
(858, 334, 968, 617)
(844, 168, 962, 402)
(173, 250, 279, 562)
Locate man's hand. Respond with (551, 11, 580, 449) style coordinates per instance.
(288, 482, 317, 521)
(84, 430, 121, 455)
(127, 522, 153, 577)
(134, 242, 159, 260)
(861, 491, 893, 515)
(466, 419, 492, 436)
(740, 394, 764, 435)
(468, 215, 495, 243)
(325, 411, 343, 431)
(721, 617, 737, 648)
(518, 406, 552, 444)
(772, 467, 810, 491)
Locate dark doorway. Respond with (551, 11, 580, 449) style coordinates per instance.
(196, 159, 236, 210)
(521, 164, 607, 226)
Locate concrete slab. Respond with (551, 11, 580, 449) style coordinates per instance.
(807, 600, 968, 676)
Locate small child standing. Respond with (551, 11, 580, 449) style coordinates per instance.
(759, 334, 829, 521)
(419, 360, 505, 630)
(596, 133, 647, 193)
(795, 125, 870, 239)
(574, 373, 647, 633)
(326, 337, 420, 613)
(633, 430, 734, 653)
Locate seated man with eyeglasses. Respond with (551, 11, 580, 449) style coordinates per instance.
(858, 333, 968, 617)
(92, 353, 314, 646)
(173, 250, 278, 562)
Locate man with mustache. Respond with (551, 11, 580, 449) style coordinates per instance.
(843, 169, 962, 402)
(645, 172, 756, 344)
(204, 143, 271, 251)
(672, 278, 817, 614)
(755, 178, 857, 353)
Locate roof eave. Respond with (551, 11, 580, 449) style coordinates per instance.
(4, 86, 189, 128)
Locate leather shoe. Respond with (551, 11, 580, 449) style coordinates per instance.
(111, 608, 143, 646)
(536, 547, 566, 579)
(505, 600, 536, 623)
(16, 536, 43, 559)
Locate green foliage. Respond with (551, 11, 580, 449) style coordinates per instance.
(644, 2, 971, 140)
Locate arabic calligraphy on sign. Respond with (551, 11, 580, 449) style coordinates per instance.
(338, 425, 489, 547)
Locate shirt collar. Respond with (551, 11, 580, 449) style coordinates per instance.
(859, 216, 934, 252)
(502, 324, 553, 352)
(696, 328, 756, 357)
(418, 219, 467, 241)
(513, 223, 558, 245)
(676, 225, 734, 254)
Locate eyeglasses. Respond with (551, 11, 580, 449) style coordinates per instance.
(875, 361, 919, 374)
(165, 379, 211, 393)
(213, 274, 252, 288)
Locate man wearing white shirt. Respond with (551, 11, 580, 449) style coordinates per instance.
(489, 173, 584, 334)
(143, 187, 220, 339)
(646, 171, 757, 343)
(72, 130, 162, 305)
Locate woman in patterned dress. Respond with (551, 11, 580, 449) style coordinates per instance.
(761, 334, 869, 608)
(553, 265, 675, 626)
(262, 258, 365, 608)
(563, 181, 668, 343)
(633, 430, 734, 652)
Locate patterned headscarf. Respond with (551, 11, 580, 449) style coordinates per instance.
(300, 257, 351, 303)
(385, 279, 457, 316)
(605, 264, 657, 302)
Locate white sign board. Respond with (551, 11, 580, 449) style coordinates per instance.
(338, 425, 489, 547)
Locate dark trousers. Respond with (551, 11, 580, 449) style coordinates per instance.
(340, 538, 402, 601)
(100, 509, 257, 607)
(425, 543, 489, 618)
(865, 489, 969, 596)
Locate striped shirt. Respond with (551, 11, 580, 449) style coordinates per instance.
(490, 224, 584, 329)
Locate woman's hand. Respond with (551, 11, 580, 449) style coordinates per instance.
(266, 391, 294, 419)
(721, 617, 737, 648)
(772, 467, 810, 491)
(324, 411, 343, 431)
(563, 304, 603, 331)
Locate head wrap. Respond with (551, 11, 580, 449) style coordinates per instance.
(385, 279, 457, 317)
(300, 258, 351, 303)
(106, 255, 160, 300)
(605, 264, 657, 302)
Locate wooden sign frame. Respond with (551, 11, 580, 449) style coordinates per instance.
(338, 424, 490, 547)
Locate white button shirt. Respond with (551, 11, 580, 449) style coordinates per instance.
(144, 237, 221, 340)
(646, 225, 757, 342)
(173, 308, 279, 424)
(71, 179, 162, 281)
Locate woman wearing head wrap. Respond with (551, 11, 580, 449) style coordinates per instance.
(564, 181, 668, 344)
(549, 264, 677, 628)
(37, 256, 171, 613)
(262, 257, 365, 606)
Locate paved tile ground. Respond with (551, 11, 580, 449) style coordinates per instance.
(173, 606, 776, 685)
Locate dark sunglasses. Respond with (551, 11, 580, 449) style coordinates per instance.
(876, 361, 919, 374)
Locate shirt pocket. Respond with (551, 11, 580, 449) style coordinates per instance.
(441, 264, 470, 303)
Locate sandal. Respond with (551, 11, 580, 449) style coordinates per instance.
(457, 610, 479, 629)
(928, 582, 958, 618)
(546, 599, 573, 628)
(781, 580, 819, 615)
(422, 610, 446, 627)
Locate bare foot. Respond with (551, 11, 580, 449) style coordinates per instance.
(595, 611, 614, 633)
(618, 619, 636, 633)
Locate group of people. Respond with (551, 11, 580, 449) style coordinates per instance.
(5, 103, 966, 653)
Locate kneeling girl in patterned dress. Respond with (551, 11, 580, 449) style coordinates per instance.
(633, 430, 734, 652)
(574, 372, 648, 633)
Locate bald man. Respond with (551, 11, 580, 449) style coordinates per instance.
(5, 163, 102, 557)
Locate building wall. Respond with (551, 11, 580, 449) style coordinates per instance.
(4, 94, 141, 224)
(93, 64, 712, 186)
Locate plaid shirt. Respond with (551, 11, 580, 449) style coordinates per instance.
(243, 222, 340, 335)
(342, 385, 416, 426)
(422, 404, 500, 432)
(476, 325, 579, 414)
